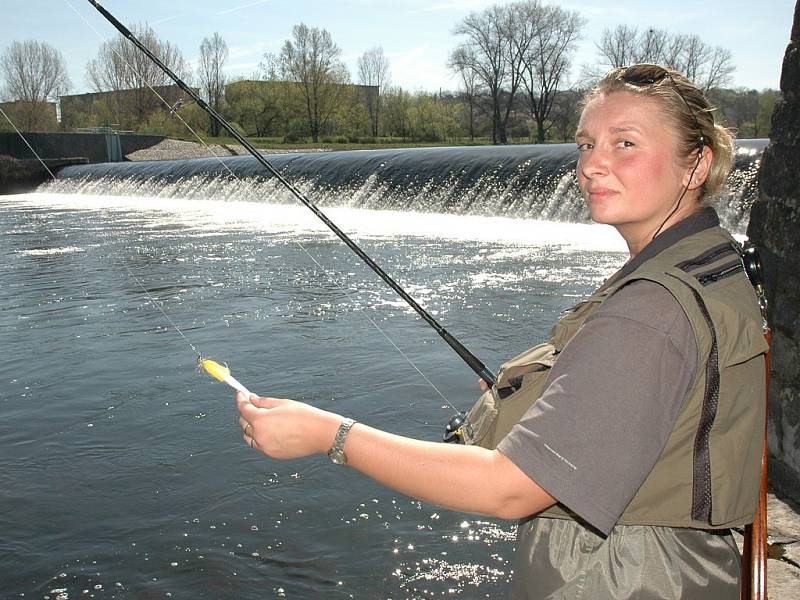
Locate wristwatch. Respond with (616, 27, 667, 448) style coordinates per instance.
(327, 418, 356, 465)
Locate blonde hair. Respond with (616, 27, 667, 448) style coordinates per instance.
(583, 64, 735, 200)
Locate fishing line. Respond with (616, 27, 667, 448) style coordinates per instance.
(43, 0, 474, 413)
(0, 105, 57, 180)
(63, 0, 458, 410)
(82, 0, 496, 390)
(121, 262, 202, 359)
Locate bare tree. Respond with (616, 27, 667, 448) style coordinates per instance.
(595, 25, 639, 68)
(0, 40, 69, 130)
(357, 47, 390, 137)
(701, 47, 736, 92)
(451, 4, 515, 144)
(278, 23, 350, 142)
(198, 32, 228, 136)
(596, 26, 735, 91)
(86, 23, 191, 128)
(519, 3, 585, 143)
(638, 28, 669, 64)
(451, 46, 481, 140)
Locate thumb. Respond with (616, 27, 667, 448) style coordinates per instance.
(248, 395, 288, 409)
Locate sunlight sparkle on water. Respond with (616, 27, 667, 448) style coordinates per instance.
(2, 192, 627, 253)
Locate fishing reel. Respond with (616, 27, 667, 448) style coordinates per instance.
(738, 241, 769, 329)
(443, 411, 468, 444)
(740, 242, 765, 290)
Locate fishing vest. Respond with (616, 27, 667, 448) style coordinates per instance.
(462, 224, 768, 529)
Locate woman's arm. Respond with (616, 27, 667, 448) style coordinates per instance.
(237, 393, 555, 520)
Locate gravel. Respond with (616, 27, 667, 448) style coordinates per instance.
(125, 138, 327, 161)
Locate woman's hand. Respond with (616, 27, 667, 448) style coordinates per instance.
(236, 392, 342, 460)
(234, 392, 555, 519)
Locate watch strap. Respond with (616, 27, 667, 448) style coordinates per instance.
(327, 417, 356, 465)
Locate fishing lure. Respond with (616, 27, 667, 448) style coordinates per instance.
(198, 357, 252, 397)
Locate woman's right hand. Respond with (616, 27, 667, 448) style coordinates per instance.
(236, 392, 342, 460)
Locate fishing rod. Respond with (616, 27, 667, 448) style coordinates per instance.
(85, 1, 496, 392)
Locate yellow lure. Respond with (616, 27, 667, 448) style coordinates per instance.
(198, 357, 252, 396)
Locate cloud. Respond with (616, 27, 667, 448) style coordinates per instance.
(216, 0, 272, 16)
(417, 0, 495, 12)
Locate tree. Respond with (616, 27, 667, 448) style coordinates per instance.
(277, 23, 350, 142)
(86, 23, 191, 129)
(519, 2, 585, 143)
(451, 46, 481, 140)
(357, 47, 390, 137)
(451, 4, 514, 144)
(382, 86, 411, 140)
(224, 79, 280, 137)
(549, 88, 583, 142)
(198, 32, 229, 137)
(0, 40, 69, 130)
(596, 26, 735, 91)
(754, 89, 778, 138)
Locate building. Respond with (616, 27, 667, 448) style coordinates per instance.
(0, 100, 58, 132)
(59, 84, 197, 131)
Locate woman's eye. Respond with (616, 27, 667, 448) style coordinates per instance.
(616, 140, 635, 148)
(577, 143, 593, 152)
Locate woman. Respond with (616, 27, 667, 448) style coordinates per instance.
(235, 65, 768, 599)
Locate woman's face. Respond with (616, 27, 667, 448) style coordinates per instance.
(575, 91, 696, 253)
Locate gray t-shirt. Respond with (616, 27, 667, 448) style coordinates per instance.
(497, 279, 698, 536)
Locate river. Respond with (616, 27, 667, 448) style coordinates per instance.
(0, 191, 628, 599)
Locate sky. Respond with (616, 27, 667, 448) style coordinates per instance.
(0, 0, 795, 97)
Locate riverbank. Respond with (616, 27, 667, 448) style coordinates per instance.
(0, 155, 87, 194)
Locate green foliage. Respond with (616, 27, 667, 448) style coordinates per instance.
(709, 88, 778, 138)
(137, 103, 207, 137)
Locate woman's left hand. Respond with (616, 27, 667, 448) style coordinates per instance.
(236, 392, 342, 460)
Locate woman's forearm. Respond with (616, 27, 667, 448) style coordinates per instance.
(342, 422, 555, 520)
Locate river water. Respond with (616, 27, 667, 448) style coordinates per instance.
(0, 191, 632, 599)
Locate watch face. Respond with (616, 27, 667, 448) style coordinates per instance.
(329, 449, 347, 465)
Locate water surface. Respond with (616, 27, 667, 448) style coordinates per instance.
(1, 193, 627, 598)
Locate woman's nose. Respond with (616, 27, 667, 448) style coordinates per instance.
(579, 147, 609, 178)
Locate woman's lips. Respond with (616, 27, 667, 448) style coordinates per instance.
(586, 187, 617, 200)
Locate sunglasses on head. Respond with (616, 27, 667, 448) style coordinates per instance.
(619, 64, 706, 151)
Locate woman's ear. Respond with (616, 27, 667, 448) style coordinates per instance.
(684, 144, 714, 191)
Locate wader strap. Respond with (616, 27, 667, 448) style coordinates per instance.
(737, 241, 769, 600)
(686, 286, 720, 522)
(741, 327, 771, 600)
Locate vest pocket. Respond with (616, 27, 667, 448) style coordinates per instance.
(462, 342, 558, 448)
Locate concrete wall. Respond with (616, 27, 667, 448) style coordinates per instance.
(0, 132, 165, 163)
(747, 0, 800, 503)
(0, 157, 88, 195)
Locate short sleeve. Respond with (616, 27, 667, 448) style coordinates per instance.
(497, 279, 698, 535)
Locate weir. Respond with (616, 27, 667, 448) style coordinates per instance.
(43, 139, 767, 234)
